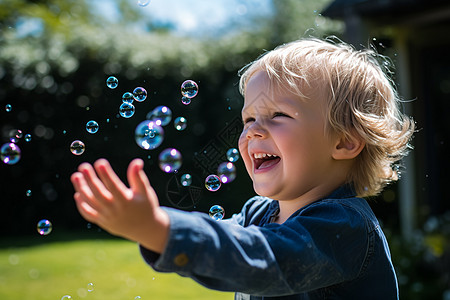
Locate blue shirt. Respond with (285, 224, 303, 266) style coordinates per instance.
(140, 185, 399, 299)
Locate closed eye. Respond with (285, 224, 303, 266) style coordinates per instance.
(243, 117, 255, 124)
(272, 112, 291, 118)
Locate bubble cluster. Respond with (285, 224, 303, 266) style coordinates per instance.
(106, 76, 118, 89)
(147, 105, 172, 126)
(180, 173, 192, 186)
(181, 80, 199, 98)
(37, 219, 52, 235)
(158, 148, 182, 173)
(133, 87, 147, 102)
(135, 120, 164, 150)
(122, 92, 134, 104)
(86, 120, 99, 134)
(226, 148, 240, 162)
(1, 143, 21, 165)
(205, 174, 221, 192)
(5, 104, 12, 112)
(209, 205, 225, 221)
(217, 162, 236, 184)
(174, 116, 187, 131)
(70, 140, 85, 155)
(119, 102, 135, 118)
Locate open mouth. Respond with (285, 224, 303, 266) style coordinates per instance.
(253, 153, 281, 170)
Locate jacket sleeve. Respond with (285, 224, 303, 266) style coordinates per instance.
(140, 200, 369, 296)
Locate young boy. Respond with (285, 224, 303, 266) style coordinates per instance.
(71, 37, 415, 299)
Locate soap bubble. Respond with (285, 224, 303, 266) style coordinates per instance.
(5, 104, 12, 112)
(181, 96, 191, 105)
(122, 92, 134, 104)
(137, 0, 150, 6)
(1, 143, 21, 165)
(158, 148, 182, 173)
(217, 162, 236, 184)
(25, 134, 32, 142)
(180, 173, 192, 186)
(209, 205, 225, 221)
(181, 80, 198, 98)
(87, 283, 94, 292)
(226, 148, 240, 162)
(174, 116, 187, 131)
(134, 297, 142, 300)
(135, 120, 164, 150)
(61, 295, 72, 300)
(147, 105, 172, 126)
(26, 190, 32, 197)
(9, 129, 23, 143)
(70, 140, 85, 155)
(86, 120, 99, 134)
(106, 76, 118, 89)
(119, 102, 135, 118)
(37, 219, 52, 235)
(205, 174, 221, 192)
(133, 87, 147, 102)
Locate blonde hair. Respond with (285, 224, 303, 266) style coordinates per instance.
(239, 37, 415, 197)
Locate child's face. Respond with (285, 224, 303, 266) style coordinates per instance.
(238, 71, 338, 202)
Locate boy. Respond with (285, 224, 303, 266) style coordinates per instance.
(71, 37, 415, 299)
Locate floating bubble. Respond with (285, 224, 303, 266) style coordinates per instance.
(137, 0, 150, 6)
(26, 190, 32, 197)
(122, 92, 134, 104)
(205, 174, 221, 192)
(147, 105, 172, 126)
(9, 129, 23, 143)
(25, 134, 32, 142)
(181, 80, 198, 98)
(5, 104, 12, 112)
(226, 148, 240, 162)
(70, 140, 85, 155)
(106, 76, 118, 89)
(86, 120, 99, 134)
(37, 219, 52, 235)
(87, 283, 94, 292)
(158, 148, 182, 173)
(180, 174, 192, 186)
(134, 297, 142, 300)
(119, 102, 135, 118)
(181, 96, 191, 105)
(1, 143, 21, 165)
(217, 162, 236, 184)
(61, 295, 72, 300)
(133, 87, 147, 102)
(174, 116, 187, 131)
(209, 205, 225, 221)
(135, 120, 164, 150)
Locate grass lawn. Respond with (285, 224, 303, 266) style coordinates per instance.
(0, 231, 233, 300)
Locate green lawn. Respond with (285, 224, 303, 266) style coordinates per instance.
(0, 232, 233, 300)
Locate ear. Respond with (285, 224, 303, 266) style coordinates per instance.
(332, 134, 365, 160)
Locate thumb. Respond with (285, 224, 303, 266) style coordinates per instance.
(127, 158, 151, 195)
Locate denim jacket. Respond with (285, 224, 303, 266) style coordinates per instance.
(140, 185, 399, 299)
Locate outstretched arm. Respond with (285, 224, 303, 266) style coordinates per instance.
(70, 158, 169, 253)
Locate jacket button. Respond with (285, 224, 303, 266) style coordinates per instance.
(174, 253, 189, 266)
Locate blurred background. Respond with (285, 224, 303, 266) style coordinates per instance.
(0, 0, 449, 299)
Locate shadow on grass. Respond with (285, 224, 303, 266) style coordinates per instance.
(0, 227, 123, 249)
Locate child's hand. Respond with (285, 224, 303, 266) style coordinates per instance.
(70, 158, 169, 253)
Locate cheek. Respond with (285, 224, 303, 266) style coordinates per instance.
(238, 133, 252, 172)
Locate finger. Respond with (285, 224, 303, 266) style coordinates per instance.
(71, 172, 104, 212)
(74, 192, 99, 223)
(93, 159, 130, 199)
(127, 158, 149, 194)
(78, 162, 113, 202)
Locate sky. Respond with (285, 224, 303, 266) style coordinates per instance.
(94, 0, 274, 36)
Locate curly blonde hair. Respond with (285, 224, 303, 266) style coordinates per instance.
(239, 37, 415, 197)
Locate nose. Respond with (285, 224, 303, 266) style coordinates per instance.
(245, 120, 266, 139)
